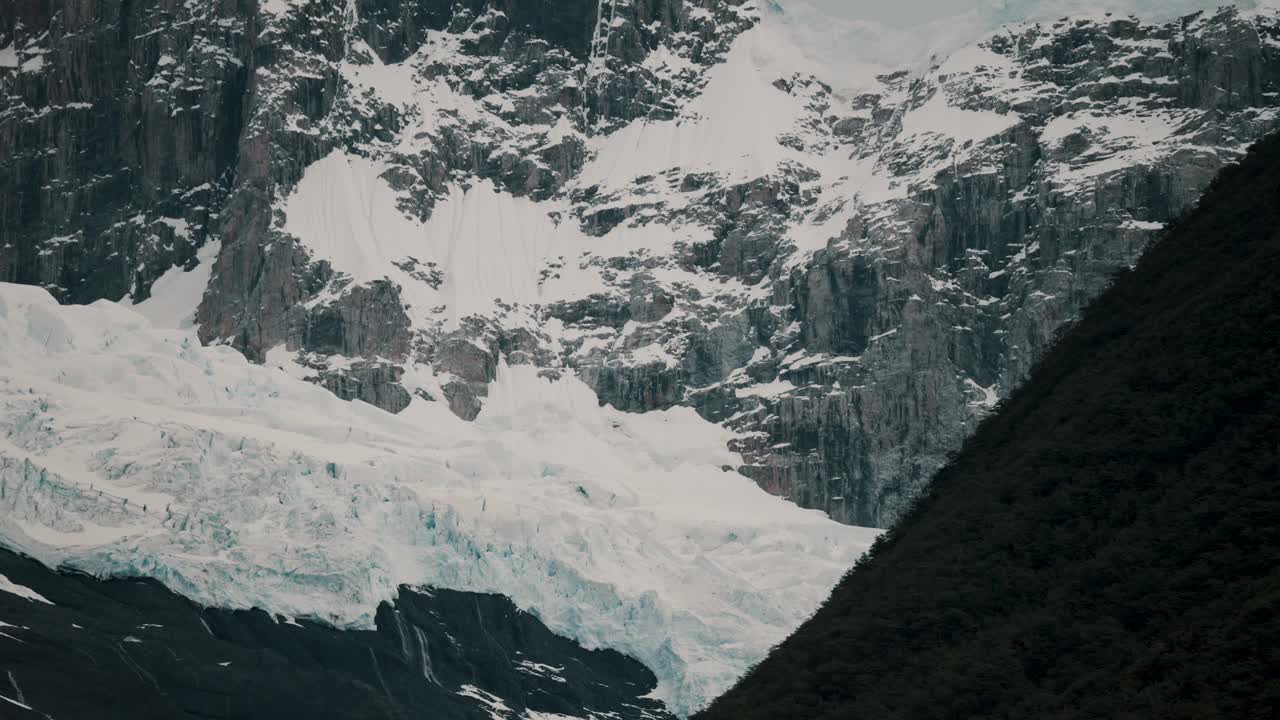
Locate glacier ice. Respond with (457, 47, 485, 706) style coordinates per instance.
(0, 282, 878, 716)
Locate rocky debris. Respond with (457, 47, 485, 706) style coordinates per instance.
(317, 360, 414, 413)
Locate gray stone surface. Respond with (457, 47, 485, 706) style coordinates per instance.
(3, 2, 1278, 529)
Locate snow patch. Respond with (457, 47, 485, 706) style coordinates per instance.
(900, 92, 1019, 144)
(282, 151, 595, 328)
(581, 24, 812, 188)
(282, 151, 426, 287)
(0, 693, 33, 711)
(127, 240, 220, 330)
(459, 684, 514, 720)
(0, 574, 52, 605)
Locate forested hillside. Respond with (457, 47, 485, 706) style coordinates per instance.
(698, 132, 1280, 720)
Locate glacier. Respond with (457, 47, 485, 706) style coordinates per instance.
(0, 281, 878, 716)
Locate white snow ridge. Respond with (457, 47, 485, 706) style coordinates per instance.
(0, 282, 879, 716)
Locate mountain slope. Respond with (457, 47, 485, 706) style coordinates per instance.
(3, 2, 1280, 717)
(6, 1, 1279, 530)
(697, 132, 1280, 720)
(0, 548, 672, 720)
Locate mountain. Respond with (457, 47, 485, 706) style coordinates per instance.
(4, 2, 1279, 532)
(696, 131, 1280, 720)
(2, 0, 1279, 717)
(0, 547, 671, 720)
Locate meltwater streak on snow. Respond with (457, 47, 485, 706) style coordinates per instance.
(424, 183, 570, 326)
(0, 283, 879, 716)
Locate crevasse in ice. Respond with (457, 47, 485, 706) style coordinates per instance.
(0, 282, 878, 716)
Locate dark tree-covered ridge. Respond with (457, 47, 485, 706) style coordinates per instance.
(698, 132, 1280, 720)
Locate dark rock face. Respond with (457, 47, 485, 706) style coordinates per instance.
(180, 0, 756, 417)
(0, 0, 251, 304)
(317, 360, 414, 413)
(0, 547, 672, 719)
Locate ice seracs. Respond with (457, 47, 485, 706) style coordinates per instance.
(0, 282, 878, 716)
(4, 0, 1280, 715)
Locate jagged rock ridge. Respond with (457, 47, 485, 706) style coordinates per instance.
(696, 127, 1280, 720)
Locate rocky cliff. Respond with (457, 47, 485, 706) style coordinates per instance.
(3, 1, 1278, 529)
(696, 126, 1280, 720)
